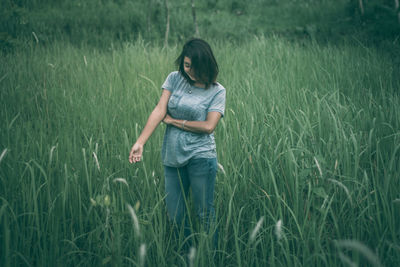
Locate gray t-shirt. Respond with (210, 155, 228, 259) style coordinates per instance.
(161, 71, 226, 167)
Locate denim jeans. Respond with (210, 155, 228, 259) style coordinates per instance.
(164, 157, 218, 247)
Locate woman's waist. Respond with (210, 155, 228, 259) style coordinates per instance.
(165, 127, 214, 144)
(167, 109, 206, 121)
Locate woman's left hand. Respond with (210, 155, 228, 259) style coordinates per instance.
(163, 114, 173, 125)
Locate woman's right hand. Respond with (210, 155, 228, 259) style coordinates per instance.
(129, 143, 143, 163)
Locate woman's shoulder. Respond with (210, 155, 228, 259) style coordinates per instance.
(163, 71, 186, 90)
(166, 71, 184, 81)
(212, 82, 226, 92)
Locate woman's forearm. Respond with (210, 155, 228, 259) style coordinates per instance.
(136, 106, 166, 145)
(168, 118, 214, 134)
(129, 89, 170, 164)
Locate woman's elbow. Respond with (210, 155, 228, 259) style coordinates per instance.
(205, 124, 215, 134)
(153, 105, 167, 118)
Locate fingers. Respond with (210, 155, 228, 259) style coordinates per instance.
(129, 153, 141, 163)
(130, 156, 141, 163)
(129, 146, 142, 163)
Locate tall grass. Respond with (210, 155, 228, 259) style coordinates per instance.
(0, 37, 399, 266)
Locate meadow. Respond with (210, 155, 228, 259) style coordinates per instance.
(0, 36, 399, 266)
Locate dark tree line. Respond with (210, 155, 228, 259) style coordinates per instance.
(1, 0, 399, 51)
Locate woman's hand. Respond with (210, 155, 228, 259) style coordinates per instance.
(129, 143, 143, 163)
(163, 114, 173, 125)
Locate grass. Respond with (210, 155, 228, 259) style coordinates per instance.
(0, 36, 399, 266)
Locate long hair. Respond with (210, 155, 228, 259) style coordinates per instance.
(175, 38, 219, 89)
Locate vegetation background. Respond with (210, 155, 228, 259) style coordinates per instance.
(1, 0, 400, 48)
(1, 0, 400, 266)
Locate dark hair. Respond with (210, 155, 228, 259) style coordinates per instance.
(175, 38, 219, 89)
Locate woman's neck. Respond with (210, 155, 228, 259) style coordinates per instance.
(194, 82, 206, 88)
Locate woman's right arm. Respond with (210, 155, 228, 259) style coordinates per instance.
(129, 89, 171, 163)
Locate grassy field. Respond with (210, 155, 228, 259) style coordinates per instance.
(0, 37, 399, 266)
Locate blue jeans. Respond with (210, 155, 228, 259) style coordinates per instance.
(164, 157, 218, 247)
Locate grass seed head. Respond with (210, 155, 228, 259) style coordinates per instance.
(104, 195, 110, 206)
(113, 178, 129, 187)
(135, 200, 141, 211)
(126, 203, 141, 236)
(217, 163, 226, 176)
(139, 243, 146, 267)
(275, 219, 283, 241)
(188, 247, 196, 267)
(250, 216, 264, 242)
(314, 157, 323, 177)
(90, 198, 97, 206)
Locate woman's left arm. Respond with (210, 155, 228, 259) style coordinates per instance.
(163, 112, 222, 134)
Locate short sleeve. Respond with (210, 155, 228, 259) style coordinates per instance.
(208, 89, 226, 117)
(161, 71, 177, 92)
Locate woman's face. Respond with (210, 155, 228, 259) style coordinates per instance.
(183, 56, 197, 81)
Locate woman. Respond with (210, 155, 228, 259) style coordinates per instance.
(129, 38, 226, 247)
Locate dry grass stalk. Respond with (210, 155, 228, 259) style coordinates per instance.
(0, 148, 8, 164)
(92, 152, 100, 171)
